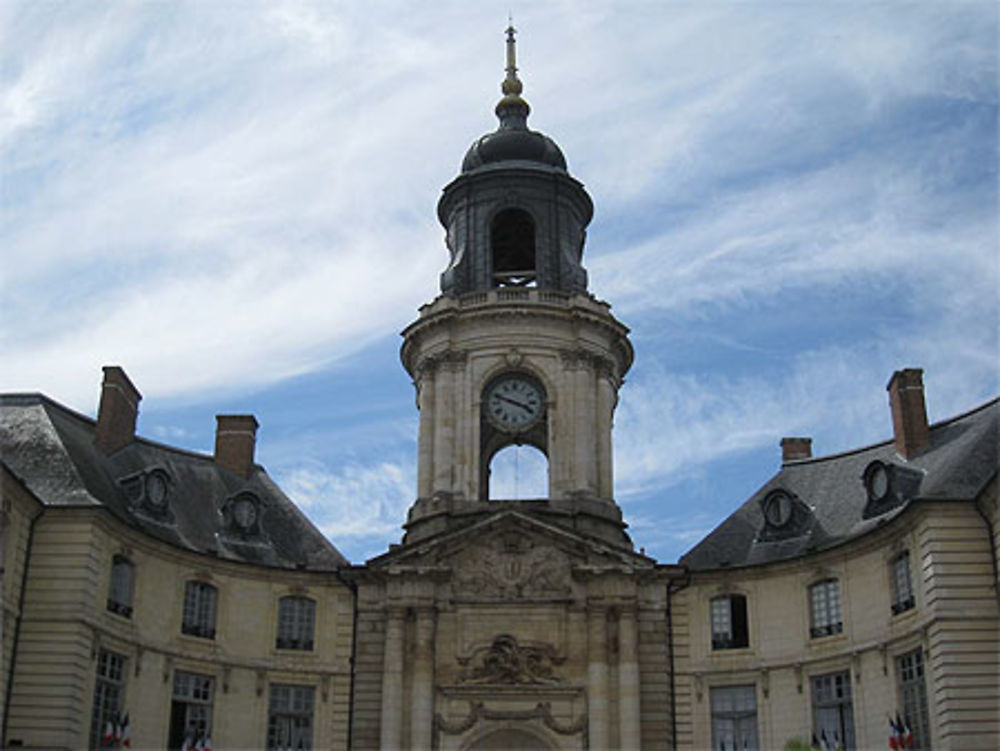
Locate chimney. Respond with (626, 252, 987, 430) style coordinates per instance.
(781, 437, 812, 463)
(214, 415, 259, 478)
(94, 366, 142, 455)
(887, 368, 930, 459)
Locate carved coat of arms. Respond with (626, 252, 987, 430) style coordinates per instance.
(452, 533, 572, 599)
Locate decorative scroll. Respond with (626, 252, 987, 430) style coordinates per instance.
(436, 700, 586, 736)
(458, 634, 563, 686)
(452, 535, 571, 599)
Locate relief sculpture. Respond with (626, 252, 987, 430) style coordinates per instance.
(458, 634, 563, 685)
(452, 534, 572, 599)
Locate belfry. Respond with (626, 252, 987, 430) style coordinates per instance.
(350, 26, 681, 751)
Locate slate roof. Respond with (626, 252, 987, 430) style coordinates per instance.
(0, 393, 347, 570)
(681, 398, 999, 572)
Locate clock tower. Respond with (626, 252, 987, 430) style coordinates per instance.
(400, 25, 634, 548)
(349, 29, 679, 751)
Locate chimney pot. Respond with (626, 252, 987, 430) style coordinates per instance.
(887, 368, 930, 459)
(781, 437, 812, 463)
(214, 415, 259, 478)
(94, 366, 142, 455)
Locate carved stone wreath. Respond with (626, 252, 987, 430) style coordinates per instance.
(458, 634, 563, 685)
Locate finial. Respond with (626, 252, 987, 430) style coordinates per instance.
(502, 21, 522, 96)
(496, 22, 530, 128)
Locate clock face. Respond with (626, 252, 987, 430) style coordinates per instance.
(485, 374, 545, 432)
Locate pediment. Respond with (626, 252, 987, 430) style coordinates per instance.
(368, 511, 655, 600)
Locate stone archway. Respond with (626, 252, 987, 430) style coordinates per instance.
(466, 727, 554, 751)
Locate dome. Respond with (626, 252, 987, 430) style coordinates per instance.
(460, 25, 568, 174)
(461, 127, 566, 173)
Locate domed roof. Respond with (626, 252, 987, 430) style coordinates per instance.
(461, 26, 567, 174)
(461, 125, 566, 173)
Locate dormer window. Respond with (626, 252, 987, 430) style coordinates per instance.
(864, 461, 891, 503)
(762, 490, 793, 528)
(861, 460, 922, 519)
(119, 468, 173, 519)
(757, 488, 810, 542)
(223, 492, 261, 537)
(491, 208, 536, 287)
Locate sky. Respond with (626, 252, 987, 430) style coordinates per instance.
(2, 1, 997, 564)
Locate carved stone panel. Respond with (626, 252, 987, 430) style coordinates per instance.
(452, 532, 572, 600)
(457, 634, 564, 686)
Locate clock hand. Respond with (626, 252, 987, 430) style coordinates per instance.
(497, 394, 534, 412)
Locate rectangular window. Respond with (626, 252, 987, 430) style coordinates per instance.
(168, 671, 214, 751)
(891, 552, 915, 614)
(812, 671, 855, 750)
(277, 597, 316, 650)
(267, 684, 315, 751)
(182, 581, 217, 639)
(897, 650, 930, 749)
(809, 579, 843, 638)
(711, 594, 749, 650)
(89, 650, 126, 751)
(710, 685, 758, 751)
(107, 556, 135, 618)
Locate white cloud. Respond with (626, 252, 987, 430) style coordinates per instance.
(277, 458, 412, 540)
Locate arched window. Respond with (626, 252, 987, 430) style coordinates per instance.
(276, 596, 316, 651)
(491, 208, 536, 287)
(182, 581, 217, 639)
(488, 444, 548, 500)
(107, 555, 134, 618)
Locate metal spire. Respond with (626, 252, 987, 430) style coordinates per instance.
(496, 22, 530, 128)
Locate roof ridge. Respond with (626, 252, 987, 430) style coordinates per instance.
(783, 395, 999, 467)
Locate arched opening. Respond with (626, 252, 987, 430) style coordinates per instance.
(488, 444, 548, 500)
(466, 728, 553, 751)
(491, 208, 536, 287)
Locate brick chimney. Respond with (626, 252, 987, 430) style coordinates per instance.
(887, 368, 930, 459)
(781, 437, 813, 463)
(214, 415, 259, 478)
(94, 366, 142, 455)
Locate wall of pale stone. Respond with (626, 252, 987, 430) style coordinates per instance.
(3, 506, 353, 750)
(0, 468, 44, 744)
(675, 500, 999, 751)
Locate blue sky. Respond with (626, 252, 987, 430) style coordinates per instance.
(2, 1, 997, 563)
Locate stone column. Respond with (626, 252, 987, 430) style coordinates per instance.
(617, 606, 642, 751)
(587, 604, 609, 750)
(379, 606, 405, 751)
(409, 607, 436, 750)
(432, 358, 455, 494)
(416, 367, 436, 498)
(573, 354, 597, 494)
(596, 368, 616, 499)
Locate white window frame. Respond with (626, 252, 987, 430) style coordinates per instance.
(107, 555, 135, 618)
(89, 649, 126, 750)
(267, 684, 315, 751)
(276, 596, 316, 651)
(710, 684, 759, 751)
(809, 579, 843, 638)
(182, 581, 217, 639)
(891, 551, 915, 614)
